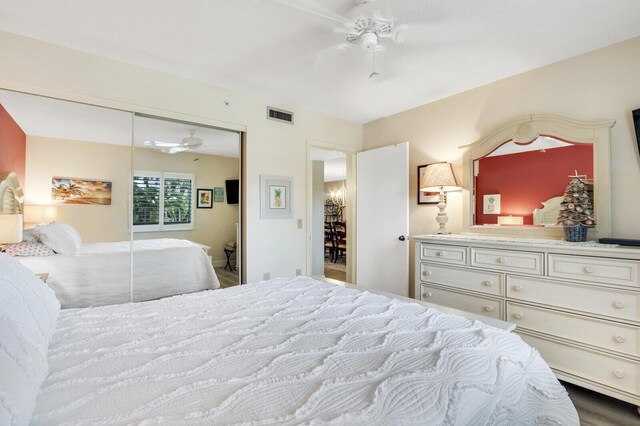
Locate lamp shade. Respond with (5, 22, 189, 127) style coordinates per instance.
(23, 205, 58, 224)
(420, 162, 461, 192)
(0, 214, 23, 243)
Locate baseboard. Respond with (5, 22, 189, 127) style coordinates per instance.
(212, 259, 227, 268)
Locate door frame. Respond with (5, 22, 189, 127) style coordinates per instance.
(306, 139, 357, 284)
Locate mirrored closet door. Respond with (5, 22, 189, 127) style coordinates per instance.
(131, 114, 241, 297)
(0, 89, 134, 308)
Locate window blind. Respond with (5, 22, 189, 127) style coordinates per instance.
(163, 177, 193, 225)
(132, 175, 160, 226)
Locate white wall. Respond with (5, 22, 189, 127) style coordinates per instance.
(0, 30, 363, 282)
(363, 36, 640, 297)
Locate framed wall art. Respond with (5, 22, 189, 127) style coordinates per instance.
(51, 177, 112, 205)
(213, 187, 224, 202)
(260, 175, 292, 219)
(197, 188, 213, 208)
(417, 164, 442, 205)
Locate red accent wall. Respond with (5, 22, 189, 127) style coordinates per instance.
(0, 104, 26, 184)
(475, 144, 593, 225)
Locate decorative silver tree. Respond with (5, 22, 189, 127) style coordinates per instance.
(556, 172, 595, 242)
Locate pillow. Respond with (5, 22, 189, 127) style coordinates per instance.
(35, 222, 82, 254)
(4, 241, 56, 257)
(0, 253, 60, 425)
(22, 228, 40, 243)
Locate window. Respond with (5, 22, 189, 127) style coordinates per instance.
(133, 172, 194, 231)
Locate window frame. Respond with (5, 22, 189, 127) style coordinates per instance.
(132, 171, 195, 232)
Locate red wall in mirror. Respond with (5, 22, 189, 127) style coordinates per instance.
(475, 144, 593, 225)
(0, 103, 26, 184)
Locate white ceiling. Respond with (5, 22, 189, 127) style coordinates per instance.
(1, 1, 639, 124)
(310, 147, 346, 182)
(0, 89, 240, 157)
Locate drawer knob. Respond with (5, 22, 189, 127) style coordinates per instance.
(435, 251, 445, 257)
(513, 285, 523, 292)
(614, 335, 626, 344)
(497, 257, 507, 264)
(422, 270, 431, 277)
(422, 292, 432, 299)
(613, 301, 625, 309)
(484, 306, 494, 312)
(584, 266, 595, 273)
(482, 281, 493, 287)
(513, 313, 523, 320)
(613, 370, 625, 379)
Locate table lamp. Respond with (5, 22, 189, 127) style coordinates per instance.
(420, 162, 462, 234)
(0, 214, 23, 251)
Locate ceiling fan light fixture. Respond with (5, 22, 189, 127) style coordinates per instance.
(360, 32, 378, 50)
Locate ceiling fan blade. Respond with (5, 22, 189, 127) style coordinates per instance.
(274, 0, 352, 25)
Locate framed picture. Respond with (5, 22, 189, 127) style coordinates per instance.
(51, 176, 112, 205)
(260, 175, 292, 219)
(197, 188, 213, 208)
(213, 187, 224, 202)
(417, 164, 443, 205)
(483, 194, 501, 214)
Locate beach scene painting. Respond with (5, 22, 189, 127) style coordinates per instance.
(51, 177, 112, 205)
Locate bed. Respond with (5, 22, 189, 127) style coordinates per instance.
(17, 237, 220, 308)
(0, 173, 219, 308)
(0, 254, 579, 425)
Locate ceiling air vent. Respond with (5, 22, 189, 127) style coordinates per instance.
(267, 106, 294, 125)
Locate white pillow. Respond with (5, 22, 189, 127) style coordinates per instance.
(35, 222, 82, 254)
(0, 253, 60, 425)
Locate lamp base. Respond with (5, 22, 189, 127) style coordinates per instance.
(435, 189, 450, 234)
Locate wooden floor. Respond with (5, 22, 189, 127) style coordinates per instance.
(214, 266, 239, 288)
(564, 381, 639, 425)
(324, 267, 346, 282)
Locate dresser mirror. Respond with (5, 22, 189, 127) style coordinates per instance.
(460, 115, 615, 239)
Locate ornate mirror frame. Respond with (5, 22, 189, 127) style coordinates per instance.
(460, 114, 615, 239)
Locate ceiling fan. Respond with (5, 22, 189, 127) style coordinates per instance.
(275, 0, 409, 77)
(144, 131, 203, 154)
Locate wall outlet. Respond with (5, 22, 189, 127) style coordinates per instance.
(297, 218, 303, 229)
(263, 272, 271, 280)
(295, 268, 302, 276)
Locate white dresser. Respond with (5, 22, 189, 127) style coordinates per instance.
(413, 234, 640, 409)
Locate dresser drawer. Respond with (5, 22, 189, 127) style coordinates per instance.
(420, 284, 502, 319)
(420, 244, 468, 266)
(420, 263, 503, 296)
(507, 275, 640, 323)
(471, 248, 543, 275)
(548, 254, 640, 288)
(519, 332, 640, 396)
(507, 302, 640, 357)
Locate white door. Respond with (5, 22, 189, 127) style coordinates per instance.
(356, 142, 409, 296)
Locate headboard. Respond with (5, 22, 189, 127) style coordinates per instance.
(0, 172, 24, 214)
(532, 196, 563, 226)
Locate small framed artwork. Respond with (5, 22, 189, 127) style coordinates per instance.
(417, 164, 443, 205)
(213, 187, 224, 202)
(260, 175, 292, 219)
(483, 194, 501, 214)
(197, 188, 213, 208)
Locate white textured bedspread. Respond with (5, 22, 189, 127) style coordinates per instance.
(33, 277, 578, 425)
(19, 239, 219, 308)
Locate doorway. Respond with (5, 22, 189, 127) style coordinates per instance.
(309, 147, 353, 284)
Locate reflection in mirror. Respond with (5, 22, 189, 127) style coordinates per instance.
(474, 136, 593, 226)
(0, 89, 133, 308)
(131, 114, 240, 298)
